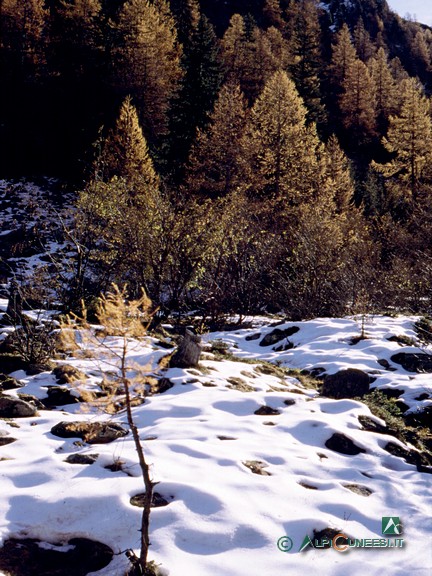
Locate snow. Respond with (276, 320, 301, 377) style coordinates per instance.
(0, 314, 431, 575)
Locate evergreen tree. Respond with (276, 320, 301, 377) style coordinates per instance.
(46, 0, 103, 80)
(167, 13, 223, 182)
(288, 0, 326, 126)
(169, 0, 200, 45)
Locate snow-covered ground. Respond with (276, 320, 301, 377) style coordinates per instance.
(0, 311, 431, 575)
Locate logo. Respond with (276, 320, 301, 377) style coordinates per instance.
(382, 517, 402, 535)
(277, 536, 293, 552)
(277, 517, 405, 554)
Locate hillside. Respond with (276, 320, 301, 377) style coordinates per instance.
(0, 307, 431, 575)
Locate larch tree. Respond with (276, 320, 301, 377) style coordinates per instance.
(79, 97, 168, 300)
(241, 70, 322, 209)
(368, 47, 398, 133)
(100, 96, 160, 188)
(329, 23, 358, 90)
(110, 0, 182, 147)
(184, 82, 248, 198)
(1, 0, 47, 78)
(353, 18, 375, 62)
(221, 15, 289, 103)
(375, 77, 432, 202)
(323, 134, 354, 213)
(339, 57, 377, 147)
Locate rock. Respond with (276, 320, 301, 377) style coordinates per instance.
(259, 326, 299, 347)
(284, 399, 296, 406)
(130, 492, 170, 508)
(390, 352, 432, 373)
(377, 388, 405, 399)
(404, 406, 432, 430)
(64, 453, 99, 465)
(51, 421, 128, 444)
(358, 415, 389, 434)
(343, 484, 373, 496)
(149, 377, 174, 395)
(254, 405, 281, 416)
(0, 430, 17, 446)
(53, 364, 86, 384)
(170, 330, 201, 368)
(26, 362, 54, 375)
(377, 358, 396, 371)
(0, 354, 27, 373)
(0, 374, 23, 391)
(0, 395, 38, 418)
(42, 386, 80, 407)
(245, 333, 261, 341)
(325, 432, 366, 455)
(17, 394, 46, 410)
(242, 460, 271, 476)
(321, 368, 370, 399)
(384, 441, 432, 473)
(0, 537, 113, 576)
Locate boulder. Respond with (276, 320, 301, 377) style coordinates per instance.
(42, 386, 80, 407)
(0, 395, 38, 418)
(321, 368, 370, 399)
(254, 405, 281, 416)
(149, 377, 174, 395)
(0, 374, 23, 391)
(390, 352, 432, 373)
(384, 441, 432, 473)
(0, 537, 113, 576)
(53, 364, 86, 384)
(259, 326, 299, 347)
(64, 453, 99, 465)
(325, 432, 366, 455)
(170, 330, 201, 368)
(51, 421, 128, 444)
(404, 406, 432, 430)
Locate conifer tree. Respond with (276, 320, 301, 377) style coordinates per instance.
(100, 96, 160, 189)
(1, 0, 47, 78)
(185, 82, 248, 198)
(339, 57, 377, 148)
(375, 78, 432, 202)
(288, 0, 326, 126)
(353, 18, 375, 62)
(46, 0, 102, 80)
(323, 134, 354, 213)
(222, 14, 289, 103)
(111, 0, 182, 146)
(242, 70, 321, 208)
(330, 24, 358, 89)
(167, 13, 223, 182)
(368, 47, 398, 133)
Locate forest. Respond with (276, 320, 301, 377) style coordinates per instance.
(2, 0, 432, 321)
